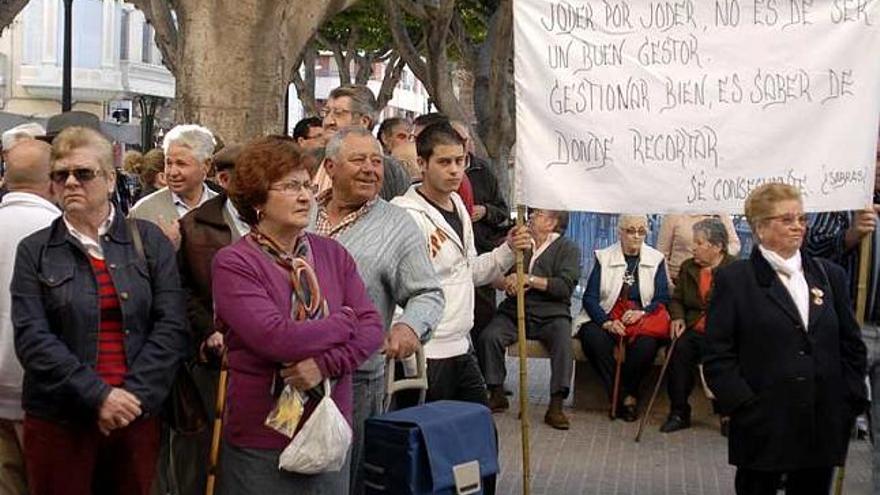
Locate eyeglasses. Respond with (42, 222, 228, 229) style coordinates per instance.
(766, 213, 808, 227)
(394, 131, 414, 142)
(622, 227, 648, 237)
(50, 168, 102, 184)
(320, 107, 355, 120)
(269, 179, 313, 195)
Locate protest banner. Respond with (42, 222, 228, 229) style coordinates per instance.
(514, 0, 880, 213)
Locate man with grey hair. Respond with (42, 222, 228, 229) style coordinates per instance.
(129, 124, 218, 247)
(312, 126, 444, 495)
(2, 123, 45, 152)
(0, 140, 59, 495)
(318, 84, 411, 200)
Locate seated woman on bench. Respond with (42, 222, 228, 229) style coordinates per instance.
(661, 217, 736, 434)
(578, 214, 671, 422)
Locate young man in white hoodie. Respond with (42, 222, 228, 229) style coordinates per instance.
(392, 122, 531, 404)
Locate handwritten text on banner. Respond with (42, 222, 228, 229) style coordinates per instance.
(514, 0, 880, 213)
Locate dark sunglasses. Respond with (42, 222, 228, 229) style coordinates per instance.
(49, 168, 102, 184)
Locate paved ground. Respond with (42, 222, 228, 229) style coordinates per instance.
(493, 358, 873, 495)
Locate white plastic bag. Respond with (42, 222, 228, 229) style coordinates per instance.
(278, 380, 352, 474)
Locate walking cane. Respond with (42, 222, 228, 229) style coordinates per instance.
(635, 333, 680, 442)
(205, 351, 229, 495)
(834, 233, 872, 495)
(610, 335, 625, 419)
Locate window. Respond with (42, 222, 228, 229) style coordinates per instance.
(141, 23, 153, 64)
(119, 10, 129, 61)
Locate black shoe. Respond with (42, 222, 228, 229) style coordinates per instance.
(487, 387, 509, 413)
(659, 414, 691, 433)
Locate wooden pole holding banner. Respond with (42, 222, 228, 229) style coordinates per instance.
(834, 233, 872, 495)
(855, 234, 872, 327)
(515, 204, 531, 495)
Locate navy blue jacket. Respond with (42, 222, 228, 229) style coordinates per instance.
(11, 214, 187, 423)
(704, 248, 867, 470)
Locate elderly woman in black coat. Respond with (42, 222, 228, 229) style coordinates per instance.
(704, 183, 867, 495)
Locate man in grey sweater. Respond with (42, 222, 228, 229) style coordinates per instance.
(311, 127, 444, 495)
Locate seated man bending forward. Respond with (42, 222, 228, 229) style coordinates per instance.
(476, 209, 581, 429)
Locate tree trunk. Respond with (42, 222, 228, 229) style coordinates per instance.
(473, 0, 515, 201)
(0, 0, 29, 35)
(291, 40, 319, 116)
(132, 0, 355, 142)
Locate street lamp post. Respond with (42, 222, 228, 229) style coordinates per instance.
(62, 0, 73, 112)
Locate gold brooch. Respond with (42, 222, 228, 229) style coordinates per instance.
(810, 287, 824, 306)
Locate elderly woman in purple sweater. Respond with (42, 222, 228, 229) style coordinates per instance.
(212, 136, 383, 494)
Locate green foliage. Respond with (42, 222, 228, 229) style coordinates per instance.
(319, 1, 391, 52)
(318, 0, 493, 58)
(456, 0, 496, 45)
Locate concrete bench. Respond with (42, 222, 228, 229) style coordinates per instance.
(505, 313, 705, 414)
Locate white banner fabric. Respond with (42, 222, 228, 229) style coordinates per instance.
(514, 0, 880, 213)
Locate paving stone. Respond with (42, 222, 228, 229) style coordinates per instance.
(494, 357, 872, 494)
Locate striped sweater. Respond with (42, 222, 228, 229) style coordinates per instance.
(89, 257, 127, 386)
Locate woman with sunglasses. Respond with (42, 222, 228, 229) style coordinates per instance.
(578, 214, 671, 422)
(704, 183, 867, 495)
(211, 136, 382, 494)
(11, 126, 187, 495)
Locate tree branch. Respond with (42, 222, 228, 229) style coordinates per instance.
(450, 11, 478, 71)
(385, 0, 432, 95)
(317, 32, 351, 85)
(396, 0, 428, 19)
(290, 38, 319, 116)
(130, 0, 180, 74)
(277, 0, 360, 81)
(0, 0, 28, 35)
(376, 55, 406, 110)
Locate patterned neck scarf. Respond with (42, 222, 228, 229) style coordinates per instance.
(249, 227, 327, 321)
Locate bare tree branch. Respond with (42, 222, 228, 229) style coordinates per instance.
(449, 11, 478, 71)
(396, 0, 427, 19)
(354, 53, 373, 85)
(130, 0, 180, 73)
(290, 38, 319, 116)
(277, 0, 360, 77)
(385, 0, 431, 95)
(376, 54, 406, 110)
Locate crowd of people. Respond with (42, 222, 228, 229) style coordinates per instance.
(0, 85, 876, 495)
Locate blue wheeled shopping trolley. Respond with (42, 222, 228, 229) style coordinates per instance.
(363, 350, 498, 495)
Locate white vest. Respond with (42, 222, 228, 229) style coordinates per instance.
(585, 242, 666, 322)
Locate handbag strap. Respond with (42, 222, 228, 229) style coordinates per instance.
(127, 217, 145, 263)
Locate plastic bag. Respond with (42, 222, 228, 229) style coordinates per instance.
(265, 385, 304, 438)
(278, 380, 352, 474)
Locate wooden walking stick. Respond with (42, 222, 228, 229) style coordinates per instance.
(834, 233, 872, 495)
(514, 204, 531, 495)
(635, 333, 680, 442)
(610, 336, 625, 419)
(205, 351, 229, 495)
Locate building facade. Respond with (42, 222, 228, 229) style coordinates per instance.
(0, 0, 174, 144)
